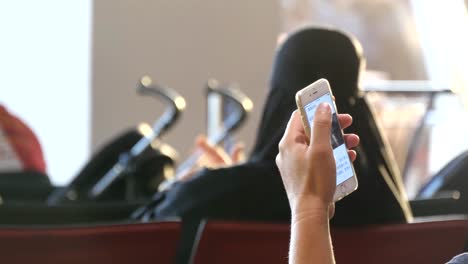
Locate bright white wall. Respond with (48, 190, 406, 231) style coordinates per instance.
(410, 0, 468, 172)
(0, 1, 92, 185)
(411, 0, 468, 88)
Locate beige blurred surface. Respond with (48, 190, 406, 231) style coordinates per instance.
(280, 0, 427, 80)
(91, 1, 280, 160)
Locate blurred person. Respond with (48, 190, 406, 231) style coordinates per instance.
(282, 0, 431, 190)
(148, 27, 409, 225)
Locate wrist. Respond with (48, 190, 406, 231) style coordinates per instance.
(290, 196, 331, 223)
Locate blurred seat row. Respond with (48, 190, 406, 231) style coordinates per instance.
(0, 219, 466, 264)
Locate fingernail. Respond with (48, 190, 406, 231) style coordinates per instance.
(317, 102, 331, 114)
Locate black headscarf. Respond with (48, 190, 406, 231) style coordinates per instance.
(250, 27, 362, 163)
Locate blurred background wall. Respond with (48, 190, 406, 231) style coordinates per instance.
(91, 0, 280, 164)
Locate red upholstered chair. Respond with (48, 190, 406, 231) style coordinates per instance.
(0, 221, 181, 264)
(190, 220, 468, 264)
(332, 219, 468, 264)
(190, 221, 290, 264)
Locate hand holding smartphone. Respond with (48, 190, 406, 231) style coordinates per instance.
(295, 79, 358, 201)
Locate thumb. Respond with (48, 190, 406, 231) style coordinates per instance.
(310, 102, 332, 148)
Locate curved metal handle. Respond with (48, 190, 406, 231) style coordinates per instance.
(88, 76, 186, 199)
(127, 76, 186, 157)
(158, 79, 253, 191)
(205, 78, 253, 143)
(138, 76, 186, 137)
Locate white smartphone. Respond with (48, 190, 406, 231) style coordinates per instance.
(295, 79, 358, 201)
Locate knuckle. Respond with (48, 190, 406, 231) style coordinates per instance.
(278, 139, 286, 153)
(312, 144, 332, 155)
(314, 117, 332, 128)
(275, 154, 282, 167)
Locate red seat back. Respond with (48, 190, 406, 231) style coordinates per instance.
(332, 220, 468, 264)
(191, 221, 289, 264)
(191, 220, 468, 264)
(0, 221, 181, 264)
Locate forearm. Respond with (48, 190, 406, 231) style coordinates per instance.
(289, 208, 335, 264)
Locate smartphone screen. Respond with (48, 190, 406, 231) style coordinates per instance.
(304, 93, 354, 185)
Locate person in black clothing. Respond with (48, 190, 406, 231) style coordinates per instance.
(139, 26, 411, 262)
(149, 26, 410, 224)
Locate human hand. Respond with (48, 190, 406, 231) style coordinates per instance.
(276, 104, 359, 219)
(176, 134, 245, 182)
(195, 134, 245, 168)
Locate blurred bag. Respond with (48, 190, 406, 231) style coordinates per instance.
(47, 128, 176, 204)
(0, 104, 46, 174)
(0, 104, 51, 202)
